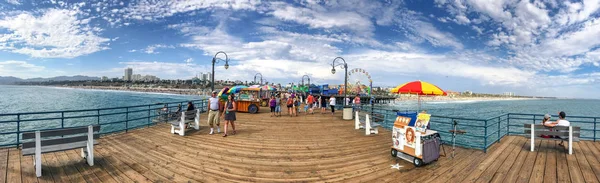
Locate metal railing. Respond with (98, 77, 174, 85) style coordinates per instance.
(362, 107, 599, 152)
(0, 99, 208, 147)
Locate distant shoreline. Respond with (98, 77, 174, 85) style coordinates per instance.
(54, 85, 210, 96)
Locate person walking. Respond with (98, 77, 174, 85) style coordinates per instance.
(353, 94, 361, 112)
(221, 94, 237, 137)
(329, 95, 336, 115)
(275, 94, 282, 117)
(269, 96, 277, 117)
(307, 94, 314, 114)
(207, 91, 221, 135)
(320, 95, 327, 114)
(287, 95, 294, 117)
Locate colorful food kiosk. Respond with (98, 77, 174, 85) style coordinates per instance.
(236, 88, 262, 114)
(391, 112, 441, 167)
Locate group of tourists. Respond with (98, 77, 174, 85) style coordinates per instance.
(267, 92, 341, 117)
(207, 91, 237, 137)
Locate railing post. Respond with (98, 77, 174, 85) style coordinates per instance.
(147, 105, 151, 127)
(61, 112, 64, 128)
(484, 119, 488, 153)
(497, 117, 501, 143)
(507, 114, 510, 135)
(16, 114, 20, 148)
(125, 107, 129, 132)
(594, 118, 597, 142)
(97, 110, 100, 125)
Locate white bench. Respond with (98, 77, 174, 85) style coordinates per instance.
(170, 109, 200, 136)
(524, 124, 580, 154)
(22, 125, 100, 177)
(355, 111, 380, 135)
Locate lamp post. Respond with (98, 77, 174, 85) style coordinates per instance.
(331, 57, 348, 108)
(254, 73, 263, 85)
(301, 75, 311, 88)
(211, 51, 229, 92)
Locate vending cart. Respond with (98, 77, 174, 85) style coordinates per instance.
(390, 113, 441, 167)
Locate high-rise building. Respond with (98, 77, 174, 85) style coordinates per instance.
(124, 68, 133, 81)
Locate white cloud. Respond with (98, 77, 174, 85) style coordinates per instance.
(6, 0, 20, 5)
(269, 4, 374, 35)
(0, 60, 45, 78)
(123, 0, 261, 21)
(143, 44, 175, 54)
(0, 9, 110, 58)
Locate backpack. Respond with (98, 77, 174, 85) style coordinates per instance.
(287, 98, 293, 105)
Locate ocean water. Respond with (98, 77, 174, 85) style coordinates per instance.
(0, 85, 204, 146)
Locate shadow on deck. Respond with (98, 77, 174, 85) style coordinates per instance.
(1, 109, 600, 182)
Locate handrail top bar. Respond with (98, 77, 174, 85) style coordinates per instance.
(507, 113, 600, 119)
(0, 99, 206, 116)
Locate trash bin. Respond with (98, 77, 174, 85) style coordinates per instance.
(343, 107, 353, 120)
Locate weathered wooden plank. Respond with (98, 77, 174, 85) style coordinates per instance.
(44, 152, 69, 183)
(475, 137, 523, 183)
(63, 150, 104, 183)
(566, 142, 584, 183)
(529, 139, 548, 183)
(96, 142, 167, 182)
(35, 155, 54, 183)
(515, 139, 542, 183)
(572, 142, 599, 183)
(556, 143, 570, 183)
(583, 141, 600, 182)
(92, 149, 135, 183)
(6, 148, 22, 183)
(501, 137, 533, 183)
(20, 155, 38, 183)
(489, 137, 528, 183)
(543, 141, 557, 183)
(54, 151, 86, 183)
(0, 148, 8, 183)
(458, 135, 517, 182)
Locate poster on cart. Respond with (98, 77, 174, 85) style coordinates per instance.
(414, 113, 431, 133)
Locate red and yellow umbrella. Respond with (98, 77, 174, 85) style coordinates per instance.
(391, 80, 447, 110)
(391, 80, 447, 96)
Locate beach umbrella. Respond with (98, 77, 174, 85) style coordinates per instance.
(262, 85, 276, 91)
(218, 87, 230, 101)
(228, 85, 248, 94)
(391, 80, 447, 110)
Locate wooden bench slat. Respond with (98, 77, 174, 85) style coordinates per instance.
(22, 140, 99, 156)
(524, 130, 580, 137)
(22, 125, 100, 140)
(22, 134, 100, 149)
(533, 137, 580, 142)
(523, 124, 580, 131)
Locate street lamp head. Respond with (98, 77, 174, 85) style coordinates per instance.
(224, 63, 229, 69)
(331, 68, 336, 74)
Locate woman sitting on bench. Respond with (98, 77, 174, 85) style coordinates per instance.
(543, 111, 570, 146)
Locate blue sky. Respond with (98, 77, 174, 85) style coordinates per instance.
(1, 0, 600, 98)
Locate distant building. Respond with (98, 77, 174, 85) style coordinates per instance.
(132, 74, 142, 81)
(201, 72, 211, 81)
(463, 90, 473, 95)
(503, 92, 515, 96)
(124, 68, 133, 81)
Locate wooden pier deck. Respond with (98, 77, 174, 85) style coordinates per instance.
(2, 109, 600, 182)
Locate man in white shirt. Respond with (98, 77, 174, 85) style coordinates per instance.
(544, 111, 570, 146)
(207, 91, 221, 134)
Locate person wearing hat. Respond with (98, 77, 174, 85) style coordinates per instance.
(541, 114, 552, 125)
(540, 114, 552, 138)
(207, 91, 221, 135)
(544, 111, 570, 146)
